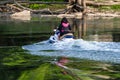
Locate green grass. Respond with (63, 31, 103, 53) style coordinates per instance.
(29, 4, 66, 10)
(111, 5, 120, 11)
(29, 0, 64, 1)
(98, 5, 120, 11)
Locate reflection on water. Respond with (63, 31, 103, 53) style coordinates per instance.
(70, 17, 120, 42)
(0, 17, 59, 46)
(0, 16, 120, 46)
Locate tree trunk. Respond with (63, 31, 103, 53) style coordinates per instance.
(69, 0, 75, 4)
(76, 0, 81, 5)
(66, 0, 84, 13)
(81, 0, 86, 13)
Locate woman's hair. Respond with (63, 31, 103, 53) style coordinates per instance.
(61, 17, 68, 23)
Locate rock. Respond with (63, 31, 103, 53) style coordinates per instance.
(10, 10, 31, 20)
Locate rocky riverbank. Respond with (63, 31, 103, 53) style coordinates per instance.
(0, 0, 120, 20)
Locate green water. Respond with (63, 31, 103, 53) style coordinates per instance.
(0, 16, 120, 80)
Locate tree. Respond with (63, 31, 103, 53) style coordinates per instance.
(66, 0, 85, 13)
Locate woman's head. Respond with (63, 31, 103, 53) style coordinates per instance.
(61, 17, 68, 23)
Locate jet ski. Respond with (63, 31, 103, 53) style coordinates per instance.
(49, 30, 74, 43)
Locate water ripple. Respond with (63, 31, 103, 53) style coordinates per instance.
(22, 39, 120, 63)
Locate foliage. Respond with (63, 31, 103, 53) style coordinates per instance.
(98, 5, 120, 11)
(29, 0, 64, 1)
(99, 6, 111, 11)
(111, 5, 120, 11)
(29, 4, 66, 10)
(29, 4, 41, 9)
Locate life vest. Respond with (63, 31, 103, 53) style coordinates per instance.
(61, 22, 70, 32)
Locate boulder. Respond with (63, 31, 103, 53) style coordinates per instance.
(10, 10, 31, 20)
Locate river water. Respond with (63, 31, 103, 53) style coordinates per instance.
(1, 15, 120, 80)
(22, 38, 120, 63)
(23, 16, 120, 64)
(1, 16, 120, 64)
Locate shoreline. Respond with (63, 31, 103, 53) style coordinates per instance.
(0, 11, 120, 21)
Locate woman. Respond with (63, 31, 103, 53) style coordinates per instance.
(49, 17, 73, 43)
(57, 17, 72, 37)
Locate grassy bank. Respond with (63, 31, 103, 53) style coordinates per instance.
(97, 5, 120, 12)
(29, 4, 66, 10)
